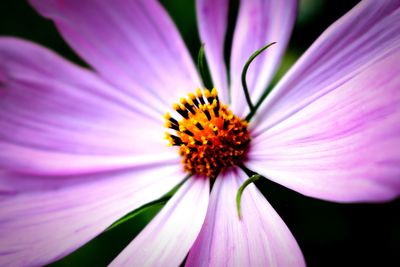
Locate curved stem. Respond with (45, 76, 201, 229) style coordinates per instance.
(245, 85, 273, 121)
(236, 174, 261, 220)
(241, 42, 276, 119)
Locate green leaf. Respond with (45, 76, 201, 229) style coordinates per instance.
(197, 44, 214, 89)
(106, 174, 191, 232)
(106, 196, 170, 232)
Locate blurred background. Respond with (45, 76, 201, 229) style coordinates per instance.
(1, 0, 399, 266)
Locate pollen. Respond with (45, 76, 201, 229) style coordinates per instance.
(164, 88, 250, 177)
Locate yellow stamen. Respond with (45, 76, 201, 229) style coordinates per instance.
(211, 88, 218, 97)
(163, 88, 250, 177)
(196, 88, 202, 98)
(204, 89, 211, 98)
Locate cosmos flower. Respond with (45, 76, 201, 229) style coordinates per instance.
(0, 0, 399, 266)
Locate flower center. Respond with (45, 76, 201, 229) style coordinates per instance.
(164, 88, 250, 177)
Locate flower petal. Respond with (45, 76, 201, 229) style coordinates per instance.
(0, 165, 185, 266)
(230, 0, 297, 116)
(29, 0, 201, 113)
(0, 37, 178, 175)
(186, 167, 304, 267)
(196, 0, 229, 103)
(248, 49, 400, 202)
(254, 0, 400, 131)
(110, 177, 209, 267)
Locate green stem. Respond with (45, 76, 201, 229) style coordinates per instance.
(236, 174, 261, 220)
(245, 85, 273, 121)
(197, 44, 213, 89)
(241, 42, 276, 119)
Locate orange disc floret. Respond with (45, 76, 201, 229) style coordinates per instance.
(164, 88, 250, 177)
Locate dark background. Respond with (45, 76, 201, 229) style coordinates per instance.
(1, 0, 399, 266)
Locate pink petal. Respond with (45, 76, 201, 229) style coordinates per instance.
(248, 49, 400, 202)
(0, 165, 185, 266)
(253, 0, 400, 132)
(230, 0, 297, 116)
(110, 177, 209, 267)
(0, 37, 178, 175)
(186, 167, 304, 267)
(29, 0, 201, 113)
(196, 0, 229, 103)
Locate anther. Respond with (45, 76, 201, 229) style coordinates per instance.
(184, 129, 194, 137)
(204, 89, 214, 104)
(204, 110, 211, 121)
(165, 121, 180, 131)
(188, 136, 203, 146)
(212, 99, 220, 117)
(213, 128, 218, 135)
(204, 89, 210, 98)
(196, 88, 202, 98)
(168, 134, 184, 146)
(186, 97, 195, 107)
(209, 123, 218, 135)
(185, 103, 195, 114)
(181, 145, 190, 155)
(188, 137, 196, 145)
(189, 93, 200, 108)
(195, 139, 203, 146)
(194, 121, 204, 130)
(174, 103, 189, 119)
(201, 136, 208, 145)
(169, 117, 179, 126)
(163, 112, 171, 120)
(211, 88, 220, 111)
(211, 88, 218, 98)
(223, 119, 230, 130)
(197, 88, 206, 105)
(180, 98, 196, 115)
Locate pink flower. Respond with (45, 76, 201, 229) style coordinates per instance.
(1, 0, 399, 266)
